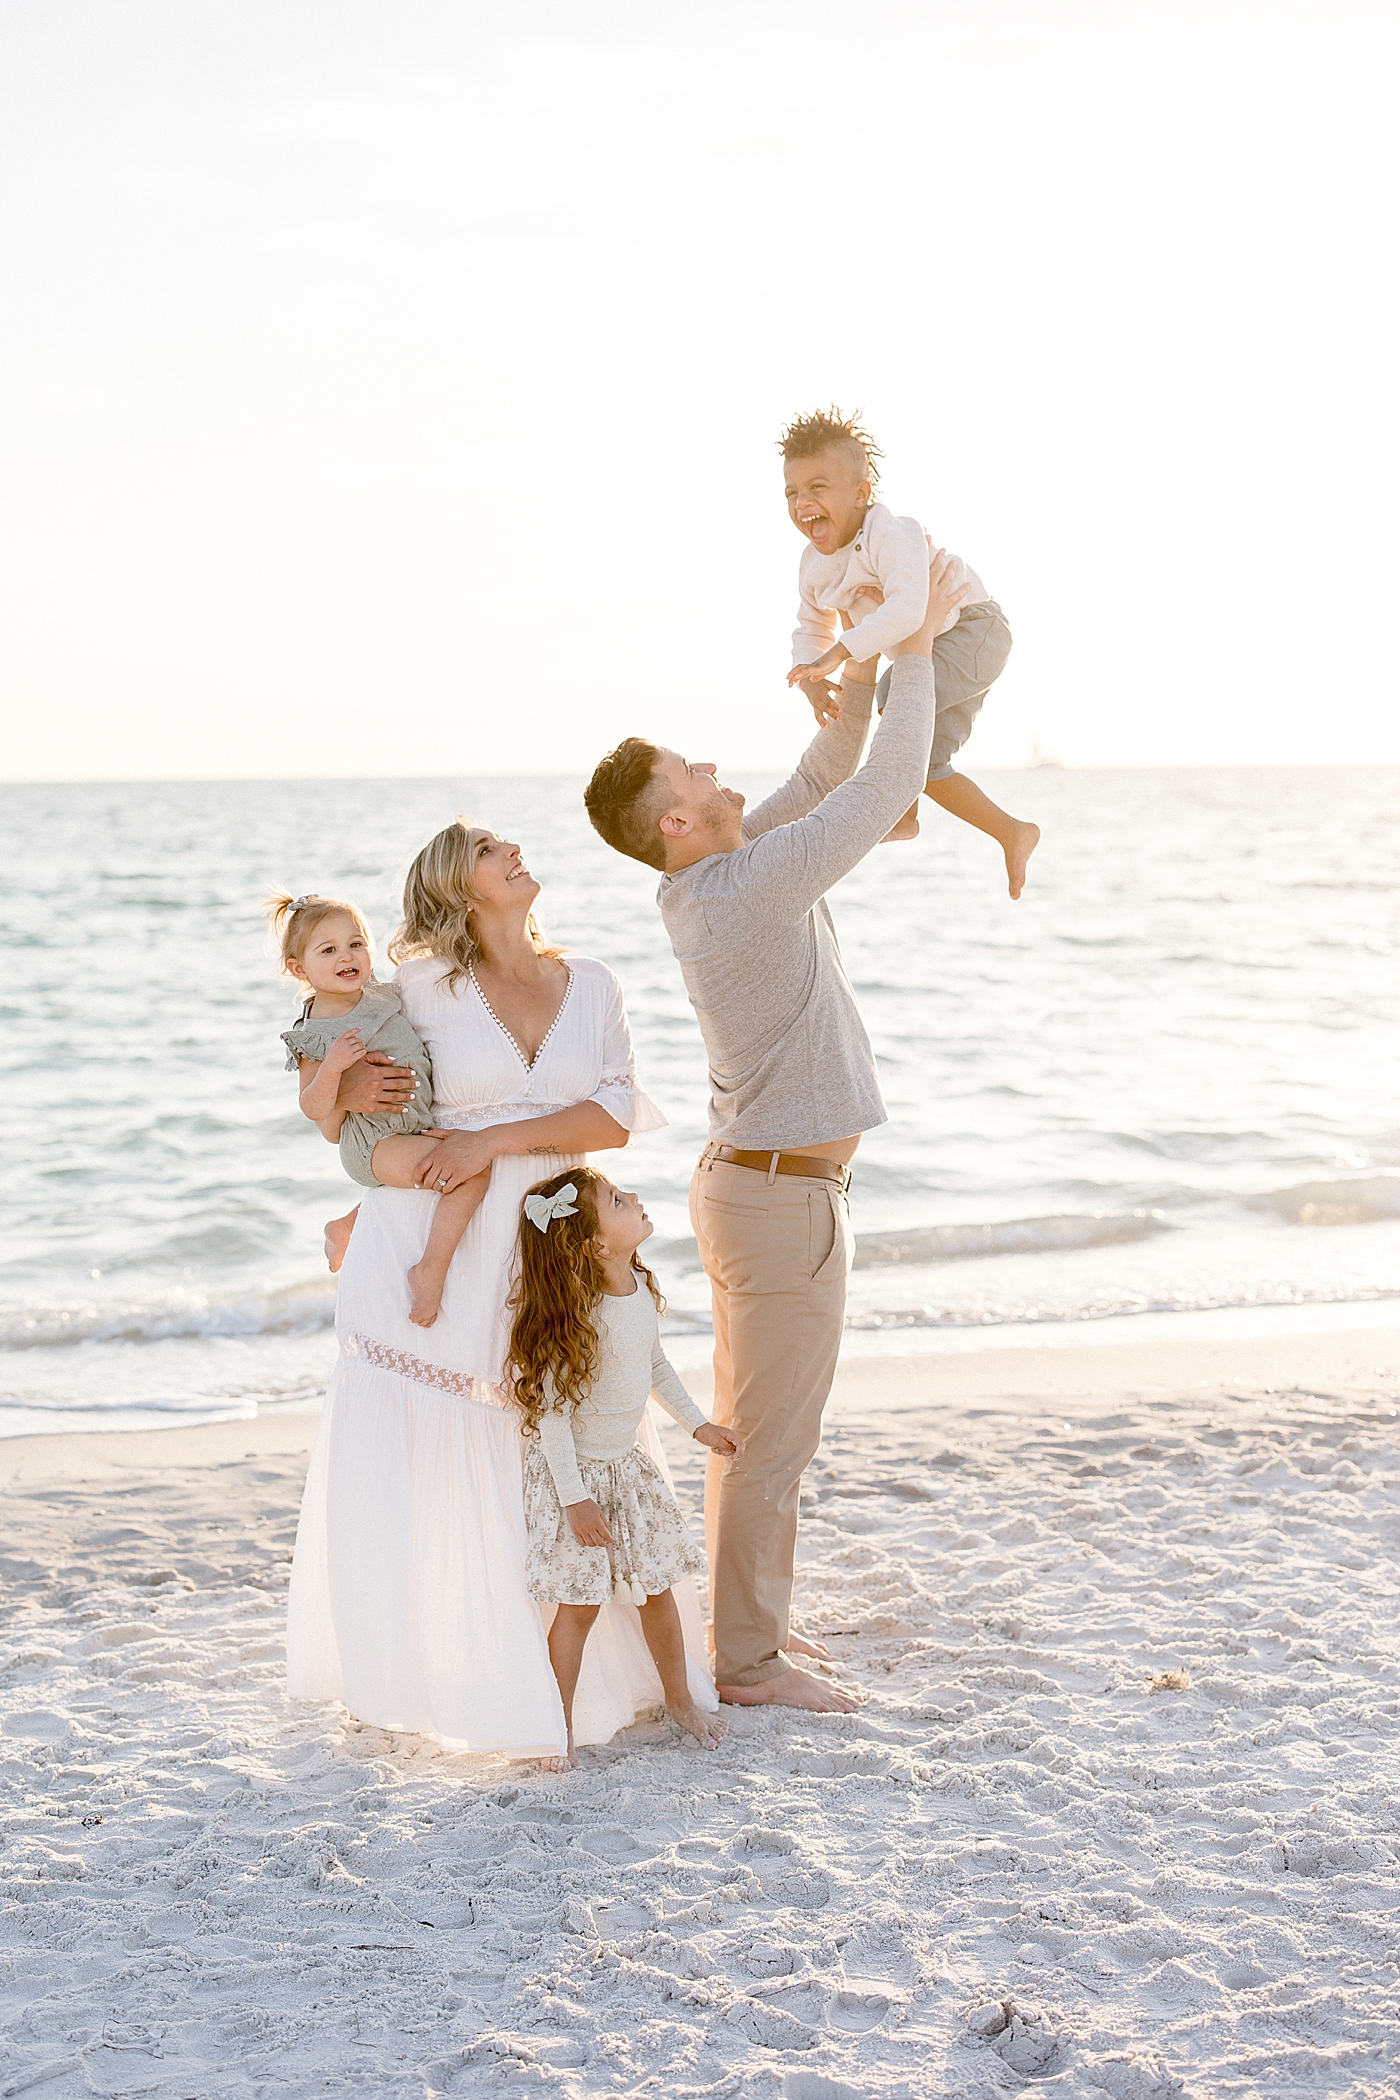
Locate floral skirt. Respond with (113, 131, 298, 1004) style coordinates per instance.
(523, 1442, 708, 1607)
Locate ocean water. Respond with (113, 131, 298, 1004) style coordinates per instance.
(3, 766, 1400, 1437)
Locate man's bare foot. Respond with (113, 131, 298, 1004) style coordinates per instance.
(541, 1754, 572, 1774)
(668, 1701, 729, 1749)
(717, 1665, 861, 1713)
(881, 803, 920, 845)
(324, 1212, 357, 1273)
(406, 1263, 444, 1327)
(784, 1631, 830, 1661)
(1006, 820, 1040, 900)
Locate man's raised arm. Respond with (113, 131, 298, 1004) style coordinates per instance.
(741, 652, 880, 843)
(734, 550, 972, 914)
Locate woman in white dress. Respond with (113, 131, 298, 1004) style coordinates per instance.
(286, 819, 715, 1759)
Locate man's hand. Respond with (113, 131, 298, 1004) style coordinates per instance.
(694, 1422, 745, 1459)
(836, 601, 880, 687)
(795, 674, 844, 727)
(334, 1052, 419, 1116)
(565, 1498, 614, 1548)
(412, 1127, 496, 1193)
(894, 548, 972, 657)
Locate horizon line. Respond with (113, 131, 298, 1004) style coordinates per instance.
(3, 758, 1397, 790)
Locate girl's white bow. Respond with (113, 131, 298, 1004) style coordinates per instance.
(524, 1183, 579, 1233)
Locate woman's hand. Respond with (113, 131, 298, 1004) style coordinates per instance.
(694, 1422, 745, 1459)
(335, 1052, 419, 1116)
(565, 1498, 614, 1548)
(413, 1127, 497, 1192)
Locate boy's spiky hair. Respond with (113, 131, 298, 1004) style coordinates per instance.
(777, 405, 883, 486)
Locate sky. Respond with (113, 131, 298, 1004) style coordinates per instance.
(1, 0, 1396, 780)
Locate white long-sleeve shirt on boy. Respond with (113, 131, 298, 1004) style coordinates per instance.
(792, 500, 987, 668)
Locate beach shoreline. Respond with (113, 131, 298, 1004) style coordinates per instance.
(3, 1325, 1397, 2097)
(7, 1310, 1399, 1489)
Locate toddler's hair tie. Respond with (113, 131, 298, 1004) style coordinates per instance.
(290, 894, 320, 912)
(524, 1183, 578, 1233)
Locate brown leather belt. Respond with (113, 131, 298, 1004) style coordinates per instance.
(702, 1143, 851, 1189)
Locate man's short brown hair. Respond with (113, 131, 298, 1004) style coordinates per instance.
(584, 737, 671, 871)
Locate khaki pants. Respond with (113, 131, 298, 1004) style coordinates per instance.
(689, 1153, 854, 1686)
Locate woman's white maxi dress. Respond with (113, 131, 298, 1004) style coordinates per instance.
(285, 952, 716, 1757)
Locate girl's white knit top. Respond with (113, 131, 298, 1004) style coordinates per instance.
(535, 1283, 706, 1506)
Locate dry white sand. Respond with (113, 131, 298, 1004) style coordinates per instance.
(2, 1321, 1398, 2099)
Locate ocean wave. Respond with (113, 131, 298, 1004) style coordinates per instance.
(1256, 1176, 1400, 1227)
(0, 1279, 336, 1352)
(845, 1281, 1400, 1331)
(851, 1210, 1170, 1269)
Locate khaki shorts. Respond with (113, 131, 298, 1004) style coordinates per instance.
(875, 596, 1012, 783)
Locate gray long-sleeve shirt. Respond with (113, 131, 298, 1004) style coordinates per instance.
(658, 656, 935, 1151)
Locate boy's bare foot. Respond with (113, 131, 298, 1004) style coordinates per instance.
(1006, 820, 1040, 900)
(668, 1701, 729, 1749)
(881, 803, 920, 845)
(717, 1665, 861, 1713)
(406, 1264, 444, 1327)
(784, 1631, 830, 1660)
(324, 1213, 356, 1273)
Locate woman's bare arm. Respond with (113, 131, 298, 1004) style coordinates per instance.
(411, 1102, 628, 1194)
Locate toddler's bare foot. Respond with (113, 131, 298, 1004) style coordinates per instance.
(717, 1665, 861, 1713)
(407, 1263, 444, 1327)
(881, 802, 920, 844)
(668, 1700, 729, 1750)
(1005, 819, 1041, 900)
(784, 1631, 830, 1660)
(324, 1211, 357, 1273)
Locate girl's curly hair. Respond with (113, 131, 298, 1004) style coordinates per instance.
(505, 1167, 664, 1437)
(777, 405, 884, 486)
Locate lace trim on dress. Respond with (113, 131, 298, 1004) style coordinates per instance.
(432, 1101, 571, 1131)
(468, 963, 574, 1073)
(341, 1331, 514, 1411)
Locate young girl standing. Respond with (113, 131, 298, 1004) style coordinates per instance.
(269, 891, 489, 1326)
(506, 1167, 741, 1762)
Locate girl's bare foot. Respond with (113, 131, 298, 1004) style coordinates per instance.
(1006, 820, 1040, 900)
(668, 1700, 729, 1749)
(406, 1263, 444, 1327)
(324, 1211, 357, 1273)
(881, 802, 920, 844)
(784, 1630, 830, 1660)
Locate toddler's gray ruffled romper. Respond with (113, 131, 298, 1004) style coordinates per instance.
(281, 982, 436, 1188)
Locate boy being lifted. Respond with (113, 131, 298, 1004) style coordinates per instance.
(783, 406, 1039, 898)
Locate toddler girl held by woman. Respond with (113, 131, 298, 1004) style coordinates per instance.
(507, 1167, 742, 1764)
(270, 892, 487, 1326)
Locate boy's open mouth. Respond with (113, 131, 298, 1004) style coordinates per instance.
(802, 514, 832, 547)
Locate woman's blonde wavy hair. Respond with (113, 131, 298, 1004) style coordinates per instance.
(388, 818, 560, 989)
(505, 1168, 664, 1436)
